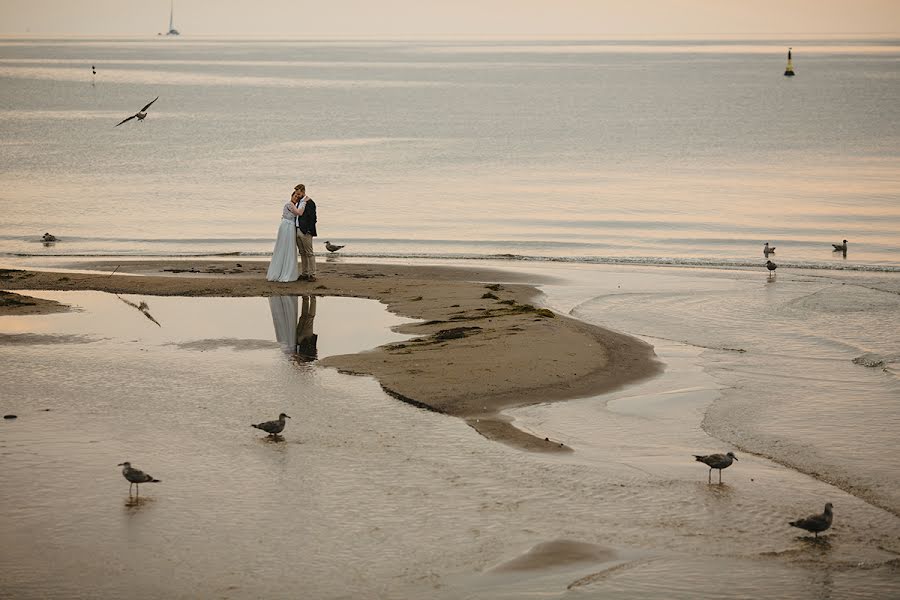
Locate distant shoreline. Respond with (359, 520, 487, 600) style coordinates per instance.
(0, 260, 662, 451)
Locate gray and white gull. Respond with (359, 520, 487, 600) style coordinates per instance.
(117, 461, 160, 495)
(252, 412, 291, 436)
(115, 96, 159, 127)
(693, 451, 738, 483)
(789, 502, 833, 538)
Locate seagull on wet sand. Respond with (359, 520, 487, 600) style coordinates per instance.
(252, 413, 291, 436)
(117, 461, 160, 495)
(832, 239, 848, 252)
(766, 260, 777, 274)
(789, 502, 833, 538)
(763, 242, 775, 255)
(115, 96, 159, 127)
(324, 241, 345, 253)
(693, 451, 738, 483)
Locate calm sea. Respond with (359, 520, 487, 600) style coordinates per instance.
(1, 36, 898, 270)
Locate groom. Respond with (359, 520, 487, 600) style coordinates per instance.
(292, 183, 317, 282)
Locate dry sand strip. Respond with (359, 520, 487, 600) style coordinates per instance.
(1, 262, 663, 451)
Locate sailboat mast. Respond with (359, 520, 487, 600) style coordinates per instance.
(169, 1, 174, 32)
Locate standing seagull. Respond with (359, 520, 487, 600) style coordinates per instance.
(251, 413, 291, 437)
(832, 239, 848, 252)
(693, 451, 738, 483)
(766, 260, 777, 276)
(324, 241, 345, 253)
(789, 502, 834, 538)
(763, 242, 775, 255)
(115, 96, 159, 127)
(117, 461, 160, 495)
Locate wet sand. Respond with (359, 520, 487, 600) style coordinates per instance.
(2, 261, 900, 599)
(0, 262, 661, 451)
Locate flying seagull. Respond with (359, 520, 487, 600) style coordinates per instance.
(252, 413, 291, 437)
(117, 461, 160, 495)
(763, 242, 775, 255)
(115, 295, 161, 327)
(832, 239, 848, 252)
(324, 241, 345, 253)
(789, 502, 833, 538)
(693, 451, 738, 483)
(115, 96, 159, 127)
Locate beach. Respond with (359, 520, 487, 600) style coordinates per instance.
(2, 259, 899, 599)
(2, 32, 899, 598)
(1, 260, 661, 451)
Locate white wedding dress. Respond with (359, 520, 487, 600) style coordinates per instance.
(266, 203, 299, 282)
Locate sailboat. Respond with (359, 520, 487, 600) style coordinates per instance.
(166, 0, 180, 36)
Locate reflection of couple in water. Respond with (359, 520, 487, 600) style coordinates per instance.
(268, 295, 318, 362)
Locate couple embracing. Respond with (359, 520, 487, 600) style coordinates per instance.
(266, 183, 318, 283)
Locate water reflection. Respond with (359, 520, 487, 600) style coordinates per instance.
(268, 295, 298, 352)
(124, 495, 155, 510)
(295, 296, 318, 362)
(268, 295, 317, 363)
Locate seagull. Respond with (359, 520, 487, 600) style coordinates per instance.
(832, 239, 848, 252)
(763, 242, 775, 255)
(324, 241, 345, 253)
(766, 260, 777, 274)
(42, 232, 57, 242)
(693, 451, 738, 483)
(117, 461, 160, 495)
(789, 502, 833, 538)
(115, 96, 159, 127)
(251, 412, 291, 436)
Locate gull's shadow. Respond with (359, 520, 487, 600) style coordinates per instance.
(260, 434, 286, 444)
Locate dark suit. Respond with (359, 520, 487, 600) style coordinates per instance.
(295, 197, 317, 277)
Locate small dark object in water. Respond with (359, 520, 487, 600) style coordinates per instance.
(789, 502, 833, 538)
(4, 414, 17, 419)
(42, 232, 57, 242)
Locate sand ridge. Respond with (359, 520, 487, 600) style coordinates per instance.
(0, 262, 662, 451)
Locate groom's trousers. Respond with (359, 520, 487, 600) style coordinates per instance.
(296, 231, 317, 277)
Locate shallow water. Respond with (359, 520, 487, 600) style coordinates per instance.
(1, 37, 899, 270)
(2, 271, 900, 599)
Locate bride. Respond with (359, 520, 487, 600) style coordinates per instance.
(266, 187, 304, 282)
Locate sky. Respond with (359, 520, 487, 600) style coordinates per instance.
(0, 0, 898, 36)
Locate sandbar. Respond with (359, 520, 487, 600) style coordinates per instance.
(0, 261, 662, 451)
